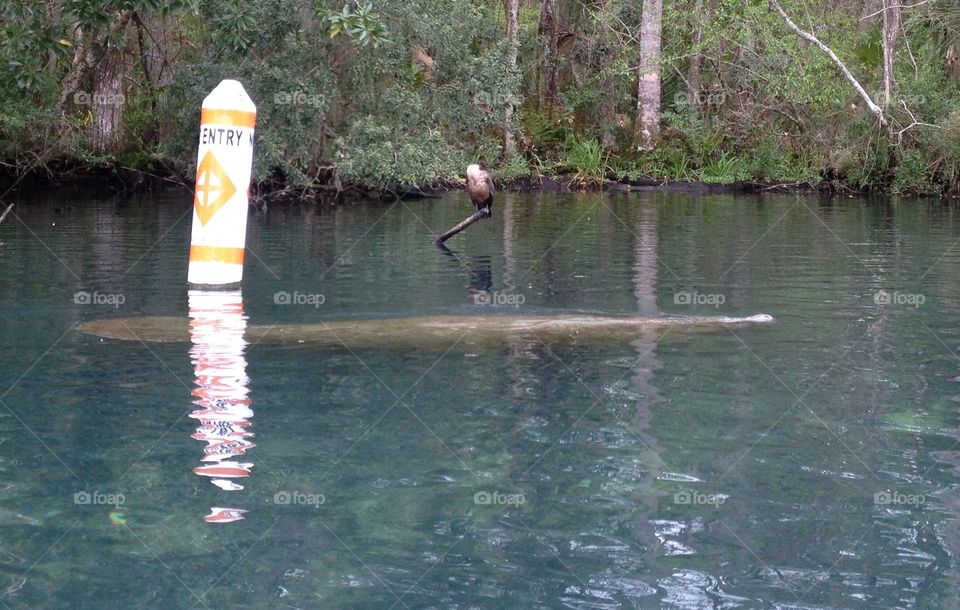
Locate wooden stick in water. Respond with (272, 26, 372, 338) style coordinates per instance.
(0, 204, 12, 226)
(435, 207, 490, 245)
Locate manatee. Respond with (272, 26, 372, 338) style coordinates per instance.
(76, 313, 774, 348)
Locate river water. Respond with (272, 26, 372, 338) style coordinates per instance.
(1, 188, 959, 608)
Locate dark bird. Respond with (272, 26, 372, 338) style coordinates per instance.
(466, 162, 494, 218)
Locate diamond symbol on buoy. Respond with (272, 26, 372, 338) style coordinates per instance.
(193, 151, 236, 225)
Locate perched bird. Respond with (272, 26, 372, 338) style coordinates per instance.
(466, 162, 494, 217)
(434, 162, 496, 245)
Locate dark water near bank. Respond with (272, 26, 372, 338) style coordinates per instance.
(1, 188, 960, 608)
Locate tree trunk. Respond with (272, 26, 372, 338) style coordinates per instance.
(90, 40, 126, 154)
(596, 0, 617, 151)
(88, 13, 132, 154)
(633, 0, 663, 151)
(504, 0, 520, 157)
(540, 0, 559, 109)
(948, 46, 960, 82)
(687, 1, 704, 115)
(881, 0, 901, 106)
(600, 69, 617, 150)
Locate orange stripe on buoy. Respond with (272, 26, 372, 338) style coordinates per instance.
(189, 245, 245, 266)
(200, 108, 256, 128)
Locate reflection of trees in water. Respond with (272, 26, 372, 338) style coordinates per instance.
(627, 203, 717, 607)
(628, 202, 666, 567)
(447, 199, 676, 607)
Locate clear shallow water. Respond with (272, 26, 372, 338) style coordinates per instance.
(1, 189, 960, 608)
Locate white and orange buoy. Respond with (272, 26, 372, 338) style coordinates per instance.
(187, 79, 256, 287)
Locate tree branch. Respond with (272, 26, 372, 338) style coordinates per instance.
(769, 0, 886, 127)
(860, 1, 928, 21)
(894, 100, 939, 144)
(435, 208, 490, 245)
(0, 204, 14, 226)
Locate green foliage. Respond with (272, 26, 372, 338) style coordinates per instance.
(658, 154, 695, 183)
(746, 137, 818, 183)
(209, 1, 258, 53)
(908, 0, 960, 51)
(853, 27, 883, 72)
(523, 109, 574, 153)
(928, 109, 960, 186)
(0, 2, 70, 93)
(324, 1, 387, 48)
(891, 108, 960, 195)
(563, 134, 607, 184)
(145, 0, 517, 188)
(892, 148, 936, 195)
(491, 154, 532, 182)
(4, 0, 960, 195)
(698, 152, 749, 184)
(337, 117, 464, 188)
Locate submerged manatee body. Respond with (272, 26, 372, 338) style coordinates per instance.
(77, 313, 774, 347)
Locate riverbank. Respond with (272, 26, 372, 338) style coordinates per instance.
(0, 156, 840, 205)
(6, 1, 960, 210)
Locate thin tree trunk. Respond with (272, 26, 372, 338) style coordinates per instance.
(504, 0, 520, 157)
(596, 0, 617, 150)
(600, 70, 617, 150)
(540, 0, 559, 108)
(633, 0, 663, 151)
(881, 0, 901, 106)
(687, 1, 704, 115)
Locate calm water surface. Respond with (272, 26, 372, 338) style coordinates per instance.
(1, 188, 960, 609)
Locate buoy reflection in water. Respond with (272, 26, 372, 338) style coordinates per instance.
(187, 290, 254, 523)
